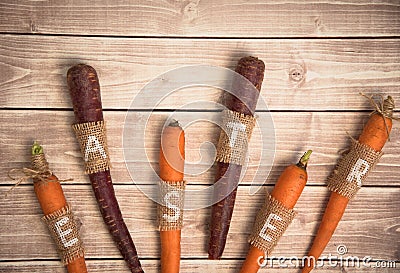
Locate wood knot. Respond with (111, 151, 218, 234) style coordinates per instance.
(314, 16, 326, 33)
(183, 1, 199, 21)
(30, 21, 38, 33)
(289, 64, 305, 83)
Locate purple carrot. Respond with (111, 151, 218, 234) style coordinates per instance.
(67, 64, 144, 273)
(208, 56, 265, 259)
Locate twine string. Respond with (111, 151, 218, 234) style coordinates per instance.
(6, 168, 72, 198)
(6, 168, 51, 197)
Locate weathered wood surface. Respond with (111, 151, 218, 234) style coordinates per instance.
(1, 110, 399, 186)
(0, 35, 399, 110)
(1, 1, 399, 272)
(0, 260, 398, 273)
(1, 186, 398, 261)
(1, 1, 400, 37)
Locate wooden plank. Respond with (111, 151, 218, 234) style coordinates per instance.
(0, 35, 399, 110)
(1, 110, 399, 186)
(0, 186, 398, 261)
(0, 260, 398, 273)
(0, 1, 400, 37)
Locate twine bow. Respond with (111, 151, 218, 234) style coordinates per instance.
(360, 92, 399, 141)
(6, 168, 72, 198)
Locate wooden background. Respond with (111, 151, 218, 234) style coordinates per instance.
(0, 1, 399, 272)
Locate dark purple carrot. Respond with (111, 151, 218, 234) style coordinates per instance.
(67, 64, 144, 273)
(208, 56, 265, 259)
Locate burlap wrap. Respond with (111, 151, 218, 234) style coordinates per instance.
(327, 139, 383, 199)
(248, 193, 297, 254)
(215, 109, 256, 165)
(72, 121, 111, 174)
(42, 205, 84, 264)
(157, 180, 186, 231)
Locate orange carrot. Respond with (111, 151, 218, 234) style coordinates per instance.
(159, 120, 185, 273)
(31, 142, 87, 273)
(240, 150, 312, 273)
(302, 95, 395, 273)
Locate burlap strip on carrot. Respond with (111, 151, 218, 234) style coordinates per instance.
(42, 205, 85, 264)
(248, 193, 297, 254)
(157, 180, 186, 231)
(72, 121, 111, 174)
(327, 139, 383, 199)
(216, 109, 256, 165)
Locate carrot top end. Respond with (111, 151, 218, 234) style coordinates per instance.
(168, 119, 181, 128)
(32, 142, 44, 156)
(298, 150, 312, 169)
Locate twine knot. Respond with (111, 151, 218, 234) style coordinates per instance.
(360, 92, 398, 141)
(6, 153, 72, 198)
(6, 167, 53, 198)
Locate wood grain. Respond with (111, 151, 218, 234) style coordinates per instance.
(0, 35, 399, 110)
(0, 186, 398, 261)
(1, 1, 399, 271)
(1, 110, 399, 186)
(0, 260, 398, 273)
(0, 1, 399, 37)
